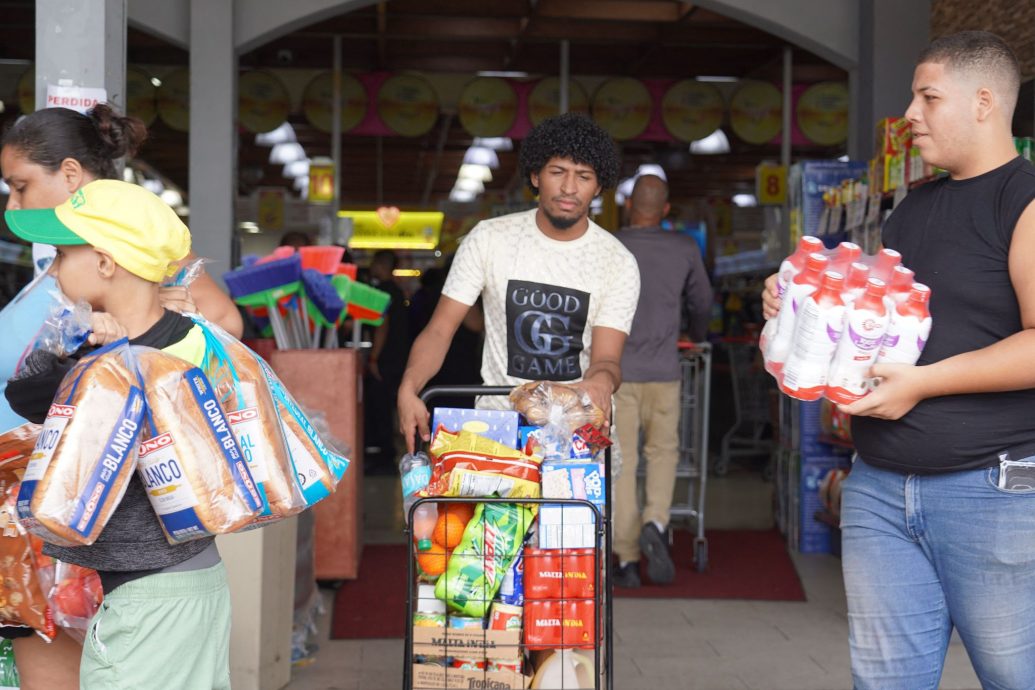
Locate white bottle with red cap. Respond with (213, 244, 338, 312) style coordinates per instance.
(878, 283, 932, 365)
(829, 241, 862, 275)
(780, 271, 846, 401)
(765, 252, 829, 374)
(826, 279, 890, 404)
(886, 266, 916, 305)
(761, 236, 826, 354)
(871, 248, 903, 282)
(842, 262, 871, 305)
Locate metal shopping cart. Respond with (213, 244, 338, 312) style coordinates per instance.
(403, 385, 615, 690)
(715, 338, 776, 478)
(635, 342, 712, 572)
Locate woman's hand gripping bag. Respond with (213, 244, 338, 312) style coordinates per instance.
(16, 340, 145, 546)
(252, 357, 350, 508)
(133, 348, 263, 543)
(191, 318, 306, 522)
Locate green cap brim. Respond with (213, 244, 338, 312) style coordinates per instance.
(4, 208, 88, 245)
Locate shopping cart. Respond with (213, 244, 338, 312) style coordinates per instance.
(715, 338, 776, 477)
(403, 385, 614, 690)
(636, 342, 712, 572)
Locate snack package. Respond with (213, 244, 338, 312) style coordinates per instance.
(254, 357, 350, 505)
(425, 428, 542, 499)
(133, 348, 263, 543)
(0, 423, 41, 464)
(17, 339, 146, 546)
(434, 502, 534, 617)
(192, 317, 307, 520)
(0, 460, 55, 641)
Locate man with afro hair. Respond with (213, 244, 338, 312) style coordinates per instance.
(399, 113, 640, 448)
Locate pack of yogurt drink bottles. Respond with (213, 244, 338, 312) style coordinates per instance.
(759, 236, 932, 403)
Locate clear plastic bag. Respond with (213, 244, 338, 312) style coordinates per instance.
(192, 317, 308, 524)
(40, 559, 103, 644)
(16, 339, 146, 546)
(510, 382, 606, 461)
(0, 467, 55, 641)
(28, 290, 92, 362)
(133, 347, 264, 544)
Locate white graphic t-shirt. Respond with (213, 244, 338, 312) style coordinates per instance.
(443, 209, 640, 406)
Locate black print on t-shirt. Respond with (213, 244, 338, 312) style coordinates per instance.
(506, 280, 589, 381)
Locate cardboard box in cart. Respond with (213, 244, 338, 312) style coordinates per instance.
(412, 627, 529, 689)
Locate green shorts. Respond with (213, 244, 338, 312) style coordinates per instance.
(81, 562, 232, 690)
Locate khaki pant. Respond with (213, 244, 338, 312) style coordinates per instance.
(613, 380, 681, 563)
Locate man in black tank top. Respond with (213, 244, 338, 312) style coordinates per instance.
(763, 32, 1035, 690)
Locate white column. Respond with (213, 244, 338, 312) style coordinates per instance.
(35, 0, 127, 111)
(188, 0, 236, 281)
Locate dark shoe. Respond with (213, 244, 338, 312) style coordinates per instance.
(639, 523, 675, 585)
(614, 561, 641, 588)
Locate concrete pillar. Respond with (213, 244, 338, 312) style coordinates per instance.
(188, 0, 236, 281)
(35, 0, 127, 111)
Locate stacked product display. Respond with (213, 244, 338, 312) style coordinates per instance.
(401, 382, 610, 690)
(760, 236, 932, 403)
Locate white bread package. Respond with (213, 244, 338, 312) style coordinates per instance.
(17, 340, 146, 546)
(133, 348, 264, 543)
(192, 318, 306, 522)
(253, 356, 350, 506)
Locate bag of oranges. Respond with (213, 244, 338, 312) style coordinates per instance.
(415, 503, 476, 582)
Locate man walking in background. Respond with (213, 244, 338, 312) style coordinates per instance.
(613, 175, 712, 588)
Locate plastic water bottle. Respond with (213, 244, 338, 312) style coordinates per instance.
(760, 236, 824, 355)
(842, 262, 871, 305)
(826, 279, 890, 404)
(400, 451, 432, 524)
(780, 271, 846, 401)
(765, 252, 829, 374)
(830, 241, 862, 274)
(412, 502, 438, 551)
(878, 283, 932, 365)
(887, 266, 917, 305)
(871, 248, 903, 282)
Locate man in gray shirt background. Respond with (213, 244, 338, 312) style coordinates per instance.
(613, 174, 713, 588)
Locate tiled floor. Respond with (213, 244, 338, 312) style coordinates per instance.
(286, 468, 981, 690)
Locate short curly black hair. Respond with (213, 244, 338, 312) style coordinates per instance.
(519, 113, 620, 192)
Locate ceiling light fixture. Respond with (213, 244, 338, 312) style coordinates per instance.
(695, 75, 738, 83)
(690, 129, 731, 155)
(473, 137, 513, 151)
(449, 189, 477, 203)
(463, 146, 499, 169)
(270, 142, 306, 165)
(458, 164, 493, 182)
(257, 122, 298, 147)
(477, 71, 529, 78)
(283, 159, 311, 178)
(636, 163, 667, 181)
(732, 193, 758, 207)
(453, 177, 485, 193)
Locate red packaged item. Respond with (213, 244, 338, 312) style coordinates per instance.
(524, 599, 595, 650)
(0, 463, 55, 640)
(524, 547, 596, 600)
(45, 561, 103, 642)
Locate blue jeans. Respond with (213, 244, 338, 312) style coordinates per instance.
(840, 458, 1035, 690)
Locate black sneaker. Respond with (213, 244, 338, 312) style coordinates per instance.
(639, 523, 675, 585)
(614, 561, 641, 588)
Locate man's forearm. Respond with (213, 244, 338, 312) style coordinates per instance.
(399, 327, 452, 395)
(919, 329, 1035, 398)
(584, 360, 621, 394)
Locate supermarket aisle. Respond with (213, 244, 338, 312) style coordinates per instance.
(286, 472, 980, 690)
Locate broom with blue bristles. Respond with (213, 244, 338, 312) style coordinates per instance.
(224, 255, 303, 349)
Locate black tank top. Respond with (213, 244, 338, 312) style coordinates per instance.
(853, 156, 1035, 473)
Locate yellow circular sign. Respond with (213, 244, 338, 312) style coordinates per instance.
(302, 72, 368, 134)
(157, 68, 190, 132)
(592, 78, 652, 141)
(18, 67, 34, 114)
(458, 77, 518, 137)
(797, 81, 849, 146)
(126, 67, 157, 126)
(377, 75, 439, 137)
(661, 80, 725, 143)
(238, 70, 290, 134)
(729, 80, 782, 145)
(528, 77, 589, 126)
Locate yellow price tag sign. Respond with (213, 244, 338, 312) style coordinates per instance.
(756, 164, 787, 205)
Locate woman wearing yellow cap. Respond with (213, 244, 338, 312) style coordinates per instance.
(0, 105, 241, 689)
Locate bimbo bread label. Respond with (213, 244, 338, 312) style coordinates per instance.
(227, 408, 271, 483)
(23, 404, 75, 483)
(137, 432, 207, 540)
(67, 388, 146, 538)
(185, 368, 264, 512)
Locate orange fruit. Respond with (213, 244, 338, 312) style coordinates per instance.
(434, 512, 467, 549)
(441, 503, 475, 524)
(416, 541, 449, 577)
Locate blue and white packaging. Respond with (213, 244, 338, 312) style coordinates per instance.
(540, 461, 606, 509)
(498, 548, 524, 606)
(433, 408, 520, 448)
(519, 426, 593, 460)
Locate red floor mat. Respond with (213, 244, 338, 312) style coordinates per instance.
(331, 530, 805, 640)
